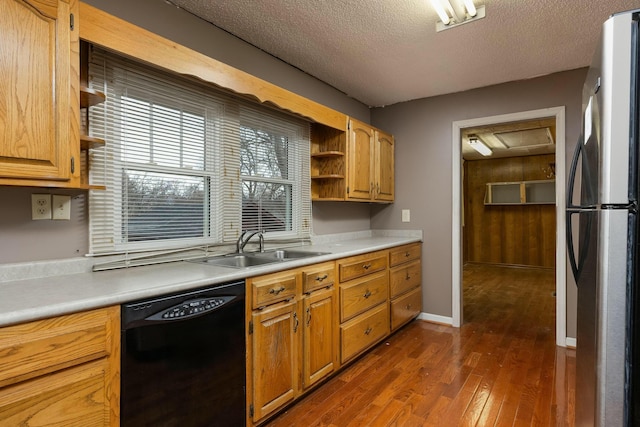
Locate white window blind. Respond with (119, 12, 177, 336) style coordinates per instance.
(87, 48, 310, 263)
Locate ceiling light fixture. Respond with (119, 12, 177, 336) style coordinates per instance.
(431, 0, 485, 32)
(468, 136, 492, 156)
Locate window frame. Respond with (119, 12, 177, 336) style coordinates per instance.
(87, 48, 311, 259)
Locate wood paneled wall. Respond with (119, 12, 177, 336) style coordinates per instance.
(463, 154, 556, 268)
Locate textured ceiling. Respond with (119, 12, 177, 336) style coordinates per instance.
(166, 0, 640, 107)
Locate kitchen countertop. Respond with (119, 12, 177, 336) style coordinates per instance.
(0, 231, 421, 328)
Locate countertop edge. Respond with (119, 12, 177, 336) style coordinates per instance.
(0, 234, 422, 328)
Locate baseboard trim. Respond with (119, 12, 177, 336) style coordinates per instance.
(418, 312, 454, 326)
(565, 337, 576, 348)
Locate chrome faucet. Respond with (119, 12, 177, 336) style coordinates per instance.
(236, 230, 264, 253)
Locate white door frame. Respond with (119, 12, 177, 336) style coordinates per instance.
(451, 106, 568, 347)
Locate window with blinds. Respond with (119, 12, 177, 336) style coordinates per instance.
(87, 48, 310, 261)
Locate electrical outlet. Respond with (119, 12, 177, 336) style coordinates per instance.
(31, 194, 52, 220)
(52, 195, 71, 220)
(402, 209, 411, 223)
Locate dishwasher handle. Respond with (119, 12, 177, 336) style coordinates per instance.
(143, 295, 237, 323)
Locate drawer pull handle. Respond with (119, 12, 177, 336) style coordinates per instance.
(405, 274, 411, 281)
(405, 252, 411, 257)
(364, 327, 372, 335)
(315, 274, 329, 282)
(406, 304, 412, 310)
(362, 263, 372, 270)
(363, 290, 372, 299)
(306, 307, 311, 326)
(294, 312, 299, 333)
(270, 286, 286, 295)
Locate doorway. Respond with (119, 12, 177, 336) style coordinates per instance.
(451, 107, 568, 347)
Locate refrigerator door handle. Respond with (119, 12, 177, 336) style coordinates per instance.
(566, 209, 592, 284)
(567, 136, 582, 210)
(566, 135, 593, 284)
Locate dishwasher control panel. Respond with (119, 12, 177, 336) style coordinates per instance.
(143, 296, 236, 321)
(161, 297, 228, 319)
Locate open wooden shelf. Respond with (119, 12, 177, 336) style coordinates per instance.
(80, 86, 106, 108)
(312, 174, 344, 180)
(311, 151, 344, 158)
(80, 135, 106, 150)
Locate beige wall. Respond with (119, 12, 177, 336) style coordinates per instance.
(369, 68, 587, 338)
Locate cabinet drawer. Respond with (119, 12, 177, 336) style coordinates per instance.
(389, 243, 421, 267)
(340, 303, 389, 364)
(302, 262, 335, 294)
(0, 360, 110, 426)
(251, 271, 298, 309)
(389, 260, 421, 298)
(0, 306, 118, 389)
(338, 251, 387, 282)
(339, 271, 388, 322)
(391, 287, 422, 331)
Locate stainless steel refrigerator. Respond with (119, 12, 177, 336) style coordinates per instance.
(567, 9, 640, 427)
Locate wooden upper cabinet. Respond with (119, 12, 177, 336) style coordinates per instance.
(347, 118, 375, 201)
(0, 0, 80, 187)
(346, 118, 394, 203)
(374, 129, 394, 202)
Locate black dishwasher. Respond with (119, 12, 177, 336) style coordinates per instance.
(121, 280, 245, 427)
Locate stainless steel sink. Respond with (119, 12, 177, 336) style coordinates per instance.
(253, 249, 330, 260)
(190, 248, 331, 268)
(191, 254, 279, 268)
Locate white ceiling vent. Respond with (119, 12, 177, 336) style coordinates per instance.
(494, 127, 555, 150)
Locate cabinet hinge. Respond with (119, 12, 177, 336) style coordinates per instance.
(249, 404, 254, 418)
(248, 320, 253, 335)
(70, 13, 74, 31)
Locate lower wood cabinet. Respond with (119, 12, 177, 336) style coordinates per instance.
(0, 306, 120, 426)
(389, 243, 423, 332)
(302, 286, 337, 388)
(247, 243, 422, 426)
(247, 262, 337, 425)
(340, 303, 389, 363)
(391, 286, 422, 331)
(251, 299, 299, 422)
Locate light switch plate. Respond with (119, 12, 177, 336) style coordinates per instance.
(52, 195, 71, 220)
(402, 209, 410, 223)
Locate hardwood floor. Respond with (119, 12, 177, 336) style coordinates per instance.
(264, 263, 575, 426)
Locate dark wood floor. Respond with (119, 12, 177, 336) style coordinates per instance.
(265, 263, 576, 426)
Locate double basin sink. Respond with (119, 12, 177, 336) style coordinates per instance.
(191, 248, 330, 269)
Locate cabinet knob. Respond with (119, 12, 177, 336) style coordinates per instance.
(315, 274, 328, 282)
(405, 252, 411, 257)
(364, 327, 372, 335)
(363, 290, 372, 299)
(405, 274, 411, 281)
(269, 286, 286, 295)
(362, 263, 372, 270)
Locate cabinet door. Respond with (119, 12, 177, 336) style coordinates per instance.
(0, 306, 119, 426)
(0, 0, 78, 184)
(374, 129, 394, 202)
(0, 360, 113, 427)
(251, 300, 299, 422)
(302, 287, 337, 389)
(347, 118, 374, 200)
